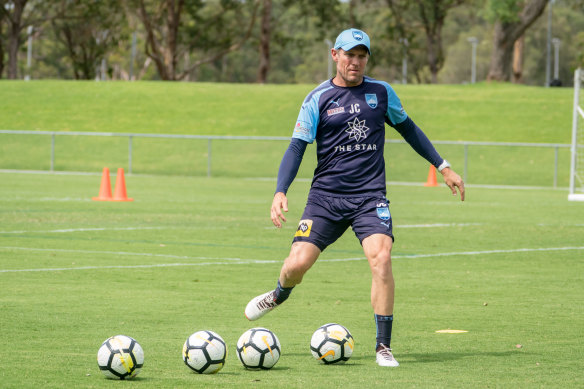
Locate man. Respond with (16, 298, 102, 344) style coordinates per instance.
(244, 28, 465, 367)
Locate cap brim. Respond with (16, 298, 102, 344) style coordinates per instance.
(337, 43, 370, 55)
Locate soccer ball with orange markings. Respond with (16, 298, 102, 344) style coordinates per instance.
(97, 335, 144, 379)
(236, 327, 281, 370)
(182, 330, 227, 374)
(310, 323, 354, 364)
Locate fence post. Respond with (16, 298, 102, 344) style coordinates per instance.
(128, 135, 133, 174)
(554, 146, 558, 188)
(463, 143, 468, 183)
(207, 138, 212, 177)
(51, 133, 55, 172)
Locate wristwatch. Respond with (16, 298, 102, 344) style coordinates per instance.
(437, 159, 451, 172)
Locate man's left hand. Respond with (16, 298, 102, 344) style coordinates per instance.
(441, 168, 465, 201)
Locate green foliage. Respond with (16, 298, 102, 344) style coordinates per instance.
(484, 0, 521, 23)
(3, 0, 581, 85)
(51, 0, 126, 79)
(0, 173, 583, 387)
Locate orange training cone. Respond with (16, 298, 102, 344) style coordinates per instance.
(112, 168, 133, 202)
(92, 167, 113, 201)
(424, 165, 439, 187)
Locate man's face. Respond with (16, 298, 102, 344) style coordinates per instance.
(332, 46, 369, 87)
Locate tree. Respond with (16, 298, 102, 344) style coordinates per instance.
(131, 0, 260, 81)
(0, 0, 56, 79)
(51, 0, 125, 80)
(257, 0, 271, 83)
(486, 0, 548, 82)
(0, 0, 27, 79)
(0, 3, 5, 78)
(383, 0, 470, 83)
(414, 0, 469, 83)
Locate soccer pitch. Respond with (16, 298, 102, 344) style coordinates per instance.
(0, 172, 582, 388)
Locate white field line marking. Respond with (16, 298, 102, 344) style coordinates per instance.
(0, 261, 280, 273)
(398, 223, 482, 228)
(0, 246, 247, 261)
(0, 227, 166, 234)
(1, 246, 583, 273)
(537, 223, 584, 227)
(264, 223, 482, 230)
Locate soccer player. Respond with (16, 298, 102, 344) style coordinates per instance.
(244, 28, 465, 367)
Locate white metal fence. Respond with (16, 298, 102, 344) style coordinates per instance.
(0, 130, 571, 187)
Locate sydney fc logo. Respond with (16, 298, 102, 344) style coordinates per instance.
(376, 205, 390, 221)
(365, 94, 378, 109)
(352, 31, 363, 41)
(345, 117, 369, 142)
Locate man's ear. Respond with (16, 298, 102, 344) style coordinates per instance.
(331, 48, 339, 63)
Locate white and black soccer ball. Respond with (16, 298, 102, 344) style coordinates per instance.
(310, 323, 354, 364)
(97, 335, 144, 380)
(182, 330, 227, 374)
(236, 327, 281, 370)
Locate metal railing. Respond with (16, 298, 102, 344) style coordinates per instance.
(0, 130, 572, 187)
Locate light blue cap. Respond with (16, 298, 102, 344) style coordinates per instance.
(334, 28, 371, 55)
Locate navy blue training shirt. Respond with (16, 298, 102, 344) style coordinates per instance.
(288, 76, 443, 196)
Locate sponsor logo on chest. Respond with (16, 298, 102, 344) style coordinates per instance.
(327, 106, 345, 116)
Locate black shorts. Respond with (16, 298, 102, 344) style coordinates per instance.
(292, 192, 393, 251)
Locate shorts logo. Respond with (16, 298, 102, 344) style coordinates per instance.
(294, 219, 313, 237)
(376, 206, 390, 221)
(365, 94, 378, 109)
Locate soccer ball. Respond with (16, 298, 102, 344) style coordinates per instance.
(182, 330, 227, 374)
(97, 335, 144, 380)
(236, 327, 281, 370)
(310, 323, 354, 364)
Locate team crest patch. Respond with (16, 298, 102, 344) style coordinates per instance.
(365, 94, 378, 109)
(352, 31, 363, 41)
(294, 219, 313, 237)
(376, 205, 390, 221)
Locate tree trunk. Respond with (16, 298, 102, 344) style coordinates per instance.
(7, 0, 28, 79)
(416, 0, 460, 84)
(488, 22, 515, 81)
(424, 27, 443, 84)
(0, 16, 4, 78)
(138, 0, 183, 80)
(487, 0, 548, 82)
(512, 35, 524, 84)
(164, 0, 182, 80)
(257, 0, 271, 83)
(418, 7, 444, 84)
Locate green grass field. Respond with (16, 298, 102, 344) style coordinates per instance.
(0, 80, 573, 142)
(0, 80, 575, 188)
(1, 172, 582, 388)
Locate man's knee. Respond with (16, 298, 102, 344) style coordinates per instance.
(369, 251, 393, 281)
(281, 243, 320, 285)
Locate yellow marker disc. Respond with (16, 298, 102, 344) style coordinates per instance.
(435, 329, 468, 334)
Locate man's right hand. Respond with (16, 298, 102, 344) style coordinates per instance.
(271, 192, 288, 228)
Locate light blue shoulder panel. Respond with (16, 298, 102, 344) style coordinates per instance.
(364, 78, 408, 125)
(292, 81, 334, 143)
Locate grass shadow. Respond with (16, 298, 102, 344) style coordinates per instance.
(401, 350, 521, 364)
